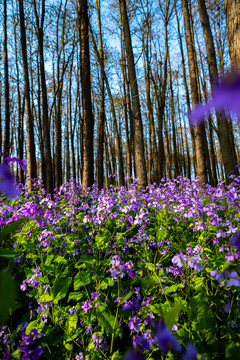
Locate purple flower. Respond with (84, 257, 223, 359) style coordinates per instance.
(81, 301, 92, 313)
(92, 333, 102, 350)
(226, 271, 240, 287)
(91, 292, 99, 300)
(189, 72, 240, 125)
(152, 320, 182, 353)
(85, 324, 92, 334)
(124, 350, 144, 360)
(182, 342, 198, 360)
(0, 163, 19, 199)
(75, 353, 84, 360)
(5, 156, 27, 170)
(129, 316, 141, 332)
(68, 306, 77, 314)
(230, 232, 240, 252)
(134, 331, 153, 351)
(210, 270, 223, 282)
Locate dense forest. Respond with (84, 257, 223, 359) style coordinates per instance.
(0, 0, 240, 195)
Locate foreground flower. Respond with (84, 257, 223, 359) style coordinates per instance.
(124, 350, 144, 360)
(182, 342, 198, 360)
(189, 72, 240, 125)
(0, 163, 19, 199)
(152, 320, 182, 353)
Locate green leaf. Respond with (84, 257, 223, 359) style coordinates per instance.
(68, 292, 84, 302)
(225, 342, 240, 359)
(54, 256, 68, 264)
(0, 219, 25, 241)
(119, 291, 133, 305)
(145, 262, 155, 272)
(163, 283, 184, 294)
(74, 271, 91, 290)
(26, 320, 44, 335)
(66, 313, 78, 334)
(0, 270, 16, 325)
(163, 305, 181, 329)
(52, 276, 72, 303)
(96, 306, 122, 338)
(0, 248, 21, 258)
(111, 350, 122, 360)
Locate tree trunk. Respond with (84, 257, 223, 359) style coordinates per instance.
(19, 0, 37, 186)
(198, 0, 237, 179)
(3, 0, 10, 154)
(224, 0, 240, 69)
(33, 0, 53, 196)
(181, 0, 207, 184)
(78, 0, 94, 188)
(96, 0, 105, 189)
(119, 0, 147, 187)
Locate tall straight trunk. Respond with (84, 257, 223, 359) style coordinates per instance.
(175, 3, 196, 177)
(3, 0, 10, 154)
(0, 58, 2, 156)
(78, 0, 94, 188)
(96, 0, 105, 189)
(13, 19, 24, 183)
(198, 0, 237, 178)
(69, 56, 77, 182)
(119, 0, 147, 187)
(143, 30, 158, 183)
(168, 55, 179, 177)
(181, 0, 207, 184)
(90, 26, 125, 186)
(33, 0, 53, 196)
(224, 0, 240, 69)
(37, 54, 45, 187)
(19, 0, 37, 185)
(121, 30, 132, 180)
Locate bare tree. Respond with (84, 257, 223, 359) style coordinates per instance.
(78, 0, 94, 188)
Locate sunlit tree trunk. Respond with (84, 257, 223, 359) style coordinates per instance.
(142, 0, 159, 183)
(198, 0, 237, 179)
(119, 0, 147, 187)
(90, 26, 125, 186)
(95, 0, 105, 189)
(181, 0, 207, 184)
(224, 0, 240, 69)
(19, 0, 37, 186)
(33, 0, 53, 196)
(3, 0, 10, 154)
(121, 29, 132, 180)
(78, 0, 94, 188)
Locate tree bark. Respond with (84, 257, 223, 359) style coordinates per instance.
(181, 0, 207, 184)
(119, 0, 147, 187)
(224, 0, 240, 69)
(3, 0, 10, 154)
(19, 0, 37, 186)
(198, 0, 237, 179)
(78, 0, 94, 188)
(33, 0, 53, 196)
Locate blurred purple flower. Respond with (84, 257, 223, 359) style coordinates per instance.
(189, 72, 240, 125)
(152, 320, 182, 353)
(5, 157, 27, 170)
(182, 342, 198, 360)
(134, 331, 153, 351)
(226, 271, 240, 287)
(124, 350, 144, 360)
(230, 232, 240, 252)
(0, 163, 19, 199)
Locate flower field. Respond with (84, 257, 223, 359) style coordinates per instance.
(1, 175, 240, 359)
